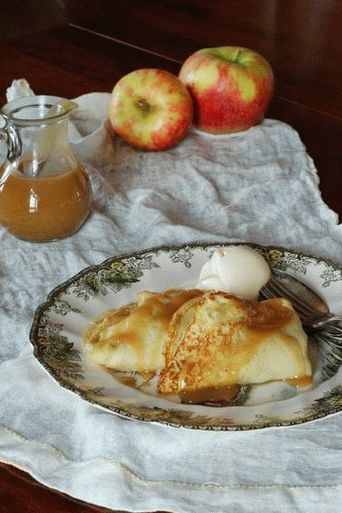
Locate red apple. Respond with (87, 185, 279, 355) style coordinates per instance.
(179, 46, 274, 134)
(108, 69, 193, 150)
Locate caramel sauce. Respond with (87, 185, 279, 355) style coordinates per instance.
(180, 384, 241, 405)
(285, 375, 312, 388)
(103, 290, 202, 365)
(0, 163, 92, 241)
(104, 368, 156, 390)
(110, 372, 137, 388)
(246, 297, 294, 329)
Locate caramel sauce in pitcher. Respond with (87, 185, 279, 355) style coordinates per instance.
(0, 162, 92, 242)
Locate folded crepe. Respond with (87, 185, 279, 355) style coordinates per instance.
(157, 291, 312, 395)
(83, 288, 203, 372)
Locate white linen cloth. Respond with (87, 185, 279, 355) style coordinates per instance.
(0, 88, 342, 513)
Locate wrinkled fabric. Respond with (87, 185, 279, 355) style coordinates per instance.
(0, 92, 341, 513)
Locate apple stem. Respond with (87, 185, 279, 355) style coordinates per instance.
(233, 49, 242, 63)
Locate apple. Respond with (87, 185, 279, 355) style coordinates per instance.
(179, 46, 274, 134)
(108, 69, 193, 150)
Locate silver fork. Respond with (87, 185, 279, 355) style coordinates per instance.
(260, 272, 342, 379)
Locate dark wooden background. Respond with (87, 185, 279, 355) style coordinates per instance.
(1, 1, 341, 512)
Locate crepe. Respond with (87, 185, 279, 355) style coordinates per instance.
(83, 288, 203, 372)
(157, 291, 312, 395)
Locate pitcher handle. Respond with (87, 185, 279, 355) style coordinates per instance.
(0, 116, 22, 163)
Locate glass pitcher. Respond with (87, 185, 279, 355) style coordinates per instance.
(0, 95, 92, 242)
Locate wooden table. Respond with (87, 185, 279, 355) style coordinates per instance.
(1, 1, 341, 511)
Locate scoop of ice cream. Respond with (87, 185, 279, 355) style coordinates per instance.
(197, 246, 271, 299)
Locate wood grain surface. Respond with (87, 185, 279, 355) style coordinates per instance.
(65, 0, 342, 117)
(0, 1, 341, 512)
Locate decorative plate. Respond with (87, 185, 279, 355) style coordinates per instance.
(30, 242, 342, 431)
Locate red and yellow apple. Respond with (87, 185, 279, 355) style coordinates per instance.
(108, 69, 193, 150)
(179, 46, 274, 134)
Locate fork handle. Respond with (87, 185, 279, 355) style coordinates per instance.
(304, 313, 342, 330)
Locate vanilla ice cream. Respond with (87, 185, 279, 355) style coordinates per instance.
(196, 245, 271, 299)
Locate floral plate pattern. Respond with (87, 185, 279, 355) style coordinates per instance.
(30, 242, 342, 430)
